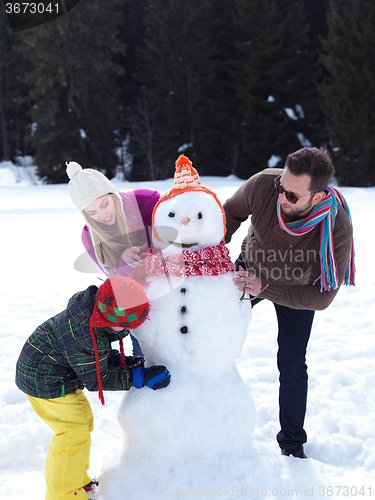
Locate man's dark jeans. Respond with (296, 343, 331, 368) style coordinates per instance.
(236, 255, 314, 451)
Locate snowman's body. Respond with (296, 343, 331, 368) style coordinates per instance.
(100, 188, 256, 499)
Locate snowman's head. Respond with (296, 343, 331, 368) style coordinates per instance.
(151, 155, 226, 255)
(153, 191, 225, 253)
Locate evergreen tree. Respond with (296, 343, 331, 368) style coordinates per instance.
(303, 0, 330, 147)
(0, 14, 31, 162)
(16, 0, 125, 183)
(129, 0, 224, 179)
(205, 0, 241, 175)
(232, 0, 321, 178)
(115, 0, 153, 180)
(0, 14, 12, 161)
(304, 0, 329, 52)
(320, 0, 375, 186)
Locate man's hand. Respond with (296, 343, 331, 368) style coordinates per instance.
(234, 266, 262, 297)
(122, 243, 148, 268)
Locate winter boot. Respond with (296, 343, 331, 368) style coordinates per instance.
(281, 445, 307, 459)
(83, 479, 99, 498)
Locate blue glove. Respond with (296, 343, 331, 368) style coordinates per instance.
(132, 365, 171, 390)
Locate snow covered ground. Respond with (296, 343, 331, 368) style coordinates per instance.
(0, 162, 374, 499)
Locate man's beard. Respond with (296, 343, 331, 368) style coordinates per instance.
(280, 197, 314, 220)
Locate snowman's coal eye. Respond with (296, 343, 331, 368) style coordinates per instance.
(168, 212, 175, 218)
(198, 212, 203, 219)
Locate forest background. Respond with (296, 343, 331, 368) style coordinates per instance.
(0, 0, 374, 186)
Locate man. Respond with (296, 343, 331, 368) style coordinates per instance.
(223, 147, 355, 458)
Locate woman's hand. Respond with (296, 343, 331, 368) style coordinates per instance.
(234, 266, 262, 297)
(122, 244, 148, 268)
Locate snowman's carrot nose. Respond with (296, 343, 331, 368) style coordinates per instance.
(183, 218, 189, 225)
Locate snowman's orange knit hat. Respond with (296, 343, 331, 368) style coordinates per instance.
(152, 155, 226, 240)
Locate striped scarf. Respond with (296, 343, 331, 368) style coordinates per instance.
(277, 185, 355, 291)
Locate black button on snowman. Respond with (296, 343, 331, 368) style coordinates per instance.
(180, 288, 188, 333)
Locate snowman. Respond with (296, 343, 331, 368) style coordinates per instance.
(99, 156, 256, 499)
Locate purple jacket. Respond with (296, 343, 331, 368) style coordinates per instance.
(82, 189, 160, 277)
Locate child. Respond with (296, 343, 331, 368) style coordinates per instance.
(15, 276, 170, 500)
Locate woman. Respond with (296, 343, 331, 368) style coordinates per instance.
(67, 161, 160, 354)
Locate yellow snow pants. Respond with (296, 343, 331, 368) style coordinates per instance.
(27, 389, 94, 500)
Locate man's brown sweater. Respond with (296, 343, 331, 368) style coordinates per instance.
(223, 168, 353, 310)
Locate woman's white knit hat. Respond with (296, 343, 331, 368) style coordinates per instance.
(66, 161, 121, 211)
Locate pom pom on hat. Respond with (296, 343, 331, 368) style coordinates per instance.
(66, 161, 82, 180)
(152, 155, 227, 239)
(66, 161, 120, 212)
(90, 276, 150, 405)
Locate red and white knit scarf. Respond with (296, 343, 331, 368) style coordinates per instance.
(133, 240, 234, 280)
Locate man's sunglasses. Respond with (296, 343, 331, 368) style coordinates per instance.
(274, 175, 315, 205)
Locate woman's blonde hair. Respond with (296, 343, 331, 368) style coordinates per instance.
(83, 194, 133, 276)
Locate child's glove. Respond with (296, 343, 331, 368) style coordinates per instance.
(132, 366, 171, 390)
(110, 350, 144, 369)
